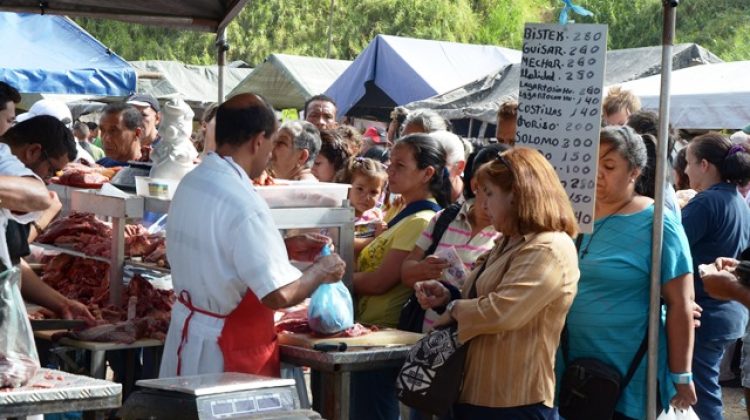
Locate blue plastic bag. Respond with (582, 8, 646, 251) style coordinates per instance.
(307, 246, 354, 334)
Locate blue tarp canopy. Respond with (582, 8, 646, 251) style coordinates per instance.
(0, 13, 136, 96)
(325, 34, 521, 120)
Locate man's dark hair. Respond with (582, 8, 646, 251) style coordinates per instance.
(216, 93, 276, 147)
(304, 94, 337, 115)
(85, 121, 98, 131)
(0, 82, 21, 111)
(1, 115, 77, 161)
(102, 103, 143, 131)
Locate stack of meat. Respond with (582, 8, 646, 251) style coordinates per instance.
(41, 254, 174, 343)
(49, 163, 120, 188)
(36, 212, 168, 267)
(275, 306, 376, 338)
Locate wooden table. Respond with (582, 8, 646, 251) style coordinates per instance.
(34, 330, 164, 396)
(280, 344, 413, 420)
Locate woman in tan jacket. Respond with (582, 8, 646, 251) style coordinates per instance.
(415, 147, 580, 419)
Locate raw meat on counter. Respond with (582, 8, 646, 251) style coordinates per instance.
(39, 254, 174, 342)
(275, 318, 377, 338)
(36, 212, 169, 266)
(0, 354, 39, 389)
(49, 163, 120, 188)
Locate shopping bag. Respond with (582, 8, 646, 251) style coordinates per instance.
(656, 406, 699, 420)
(307, 246, 354, 334)
(0, 267, 40, 387)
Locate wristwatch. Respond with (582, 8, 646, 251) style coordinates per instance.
(670, 372, 693, 384)
(446, 300, 458, 319)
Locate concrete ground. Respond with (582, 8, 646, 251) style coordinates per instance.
(724, 386, 747, 419)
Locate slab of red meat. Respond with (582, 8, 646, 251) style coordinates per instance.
(276, 319, 313, 334)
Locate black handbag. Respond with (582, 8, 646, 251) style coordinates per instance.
(558, 330, 647, 420)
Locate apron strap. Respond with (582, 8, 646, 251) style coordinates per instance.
(176, 290, 228, 376)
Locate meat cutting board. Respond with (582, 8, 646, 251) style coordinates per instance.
(278, 328, 423, 349)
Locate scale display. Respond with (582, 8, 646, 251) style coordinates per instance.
(206, 393, 283, 418)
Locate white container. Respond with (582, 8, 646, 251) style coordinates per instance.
(135, 176, 180, 200)
(255, 182, 350, 208)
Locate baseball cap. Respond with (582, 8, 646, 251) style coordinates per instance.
(15, 99, 73, 127)
(126, 94, 160, 113)
(363, 126, 386, 143)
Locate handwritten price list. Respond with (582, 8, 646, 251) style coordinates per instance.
(516, 23, 607, 233)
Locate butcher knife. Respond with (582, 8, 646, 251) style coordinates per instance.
(312, 342, 403, 352)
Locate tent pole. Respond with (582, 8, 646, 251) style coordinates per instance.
(647, 1, 678, 419)
(326, 0, 335, 58)
(217, 28, 228, 103)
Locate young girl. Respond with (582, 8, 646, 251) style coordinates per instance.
(336, 157, 388, 255)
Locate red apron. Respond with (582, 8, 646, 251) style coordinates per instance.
(176, 289, 280, 377)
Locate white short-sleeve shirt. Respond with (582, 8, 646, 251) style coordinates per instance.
(0, 144, 43, 268)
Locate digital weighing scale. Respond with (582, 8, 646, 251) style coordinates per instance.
(119, 372, 320, 419)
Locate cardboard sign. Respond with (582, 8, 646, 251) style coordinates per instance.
(516, 23, 607, 233)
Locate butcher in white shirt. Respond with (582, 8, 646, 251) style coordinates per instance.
(160, 93, 345, 378)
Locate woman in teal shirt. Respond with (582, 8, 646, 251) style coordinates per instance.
(558, 126, 696, 419)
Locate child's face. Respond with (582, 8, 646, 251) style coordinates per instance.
(350, 174, 384, 214)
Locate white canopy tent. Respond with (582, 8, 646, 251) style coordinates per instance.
(228, 53, 351, 110)
(613, 61, 750, 129)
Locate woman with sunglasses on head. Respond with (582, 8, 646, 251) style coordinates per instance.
(681, 133, 750, 419)
(415, 147, 580, 419)
(559, 126, 696, 419)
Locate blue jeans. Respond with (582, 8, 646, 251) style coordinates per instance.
(692, 337, 734, 420)
(454, 403, 557, 420)
(350, 368, 401, 420)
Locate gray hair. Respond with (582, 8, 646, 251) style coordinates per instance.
(279, 120, 321, 168)
(403, 109, 447, 133)
(429, 130, 466, 167)
(600, 125, 647, 171)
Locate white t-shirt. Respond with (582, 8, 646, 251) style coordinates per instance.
(0, 144, 42, 269)
(160, 152, 301, 377)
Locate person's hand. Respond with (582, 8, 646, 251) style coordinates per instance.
(414, 280, 450, 310)
(702, 270, 743, 301)
(431, 309, 453, 330)
(47, 191, 62, 216)
(691, 301, 702, 328)
(670, 382, 697, 411)
(415, 256, 450, 281)
(58, 298, 96, 325)
(373, 221, 388, 238)
(286, 234, 332, 262)
(313, 254, 346, 284)
(715, 257, 739, 272)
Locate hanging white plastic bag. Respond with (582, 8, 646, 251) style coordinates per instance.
(0, 267, 40, 387)
(656, 406, 699, 420)
(307, 246, 354, 334)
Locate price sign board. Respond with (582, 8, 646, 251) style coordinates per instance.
(516, 23, 607, 233)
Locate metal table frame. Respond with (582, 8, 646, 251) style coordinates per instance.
(280, 345, 411, 420)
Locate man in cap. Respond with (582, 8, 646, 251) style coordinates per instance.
(15, 99, 96, 164)
(126, 94, 162, 160)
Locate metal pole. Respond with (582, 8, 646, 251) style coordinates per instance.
(647, 2, 677, 418)
(217, 28, 227, 102)
(326, 0, 335, 58)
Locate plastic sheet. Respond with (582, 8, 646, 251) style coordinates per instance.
(0, 267, 40, 388)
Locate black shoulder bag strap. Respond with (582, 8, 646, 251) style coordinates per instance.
(388, 200, 442, 229)
(424, 202, 463, 256)
(562, 234, 649, 389)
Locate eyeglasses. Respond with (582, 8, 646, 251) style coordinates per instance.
(41, 149, 63, 178)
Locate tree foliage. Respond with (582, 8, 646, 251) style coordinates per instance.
(75, 0, 750, 66)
